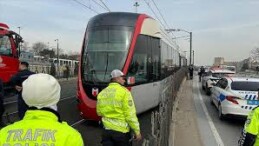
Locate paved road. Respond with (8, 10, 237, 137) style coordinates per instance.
(3, 76, 246, 145)
(192, 76, 244, 146)
(2, 78, 77, 123)
(2, 78, 155, 146)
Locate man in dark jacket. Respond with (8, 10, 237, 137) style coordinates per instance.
(198, 66, 205, 82)
(10, 61, 35, 119)
(0, 80, 5, 127)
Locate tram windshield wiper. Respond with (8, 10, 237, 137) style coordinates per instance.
(83, 52, 98, 85)
(103, 52, 109, 80)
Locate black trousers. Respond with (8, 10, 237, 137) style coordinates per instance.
(17, 94, 28, 119)
(101, 129, 131, 146)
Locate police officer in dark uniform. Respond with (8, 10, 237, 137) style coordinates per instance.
(198, 66, 205, 82)
(0, 80, 5, 127)
(10, 61, 35, 119)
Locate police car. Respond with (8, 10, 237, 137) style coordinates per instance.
(202, 68, 235, 95)
(210, 77, 259, 120)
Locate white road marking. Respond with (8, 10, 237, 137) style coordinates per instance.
(71, 119, 86, 127)
(196, 81, 225, 146)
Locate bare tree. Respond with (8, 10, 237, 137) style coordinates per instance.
(32, 42, 47, 55)
(22, 41, 30, 51)
(250, 47, 259, 61)
(39, 49, 55, 58)
(67, 51, 80, 60)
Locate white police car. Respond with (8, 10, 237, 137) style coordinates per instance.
(211, 77, 259, 120)
(202, 68, 235, 95)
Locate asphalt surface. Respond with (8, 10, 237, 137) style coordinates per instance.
(193, 76, 244, 146)
(3, 76, 245, 146)
(2, 78, 154, 146)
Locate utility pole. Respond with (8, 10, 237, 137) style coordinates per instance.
(134, 1, 139, 13)
(55, 39, 59, 78)
(165, 29, 193, 66)
(17, 27, 22, 51)
(190, 32, 192, 65)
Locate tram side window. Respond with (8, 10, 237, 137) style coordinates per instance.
(160, 41, 167, 78)
(161, 40, 177, 78)
(128, 35, 148, 83)
(150, 37, 160, 81)
(0, 36, 12, 56)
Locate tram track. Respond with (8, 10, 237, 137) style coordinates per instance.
(2, 95, 77, 124)
(3, 95, 76, 105)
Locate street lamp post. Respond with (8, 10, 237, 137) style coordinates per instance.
(134, 1, 139, 13)
(17, 27, 22, 51)
(54, 39, 59, 78)
(166, 29, 193, 65)
(17, 27, 21, 35)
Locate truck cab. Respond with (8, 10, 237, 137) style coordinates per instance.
(0, 23, 23, 91)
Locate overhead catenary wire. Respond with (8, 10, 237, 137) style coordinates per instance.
(143, 0, 167, 29)
(172, 35, 190, 40)
(91, 0, 111, 12)
(144, 0, 177, 41)
(98, 0, 111, 12)
(73, 0, 99, 14)
(150, 0, 177, 38)
(151, 0, 170, 29)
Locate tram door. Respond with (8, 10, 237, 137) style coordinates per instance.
(129, 36, 161, 114)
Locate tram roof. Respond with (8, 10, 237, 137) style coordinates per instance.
(88, 12, 140, 28)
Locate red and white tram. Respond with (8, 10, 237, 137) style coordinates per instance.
(77, 12, 187, 120)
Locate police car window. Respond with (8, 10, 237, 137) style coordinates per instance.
(216, 79, 222, 87)
(231, 81, 259, 91)
(221, 79, 228, 89)
(216, 79, 227, 89)
(217, 79, 223, 88)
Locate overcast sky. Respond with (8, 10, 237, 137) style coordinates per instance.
(1, 0, 259, 65)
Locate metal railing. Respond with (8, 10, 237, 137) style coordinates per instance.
(135, 68, 187, 146)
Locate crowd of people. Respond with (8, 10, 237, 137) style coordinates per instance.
(0, 62, 141, 145)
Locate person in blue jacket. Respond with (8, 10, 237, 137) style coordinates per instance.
(10, 61, 35, 119)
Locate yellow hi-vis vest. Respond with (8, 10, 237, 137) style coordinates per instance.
(96, 82, 140, 135)
(244, 107, 259, 146)
(0, 110, 84, 146)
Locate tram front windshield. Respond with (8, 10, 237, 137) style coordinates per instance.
(82, 26, 133, 83)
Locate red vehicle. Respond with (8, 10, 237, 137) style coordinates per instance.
(77, 12, 187, 121)
(0, 23, 22, 91)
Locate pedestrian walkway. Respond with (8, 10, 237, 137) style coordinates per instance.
(169, 78, 203, 146)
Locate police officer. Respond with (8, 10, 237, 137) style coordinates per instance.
(198, 66, 205, 82)
(97, 69, 142, 146)
(238, 88, 259, 146)
(10, 61, 35, 119)
(0, 73, 84, 145)
(0, 80, 5, 127)
(238, 106, 259, 146)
